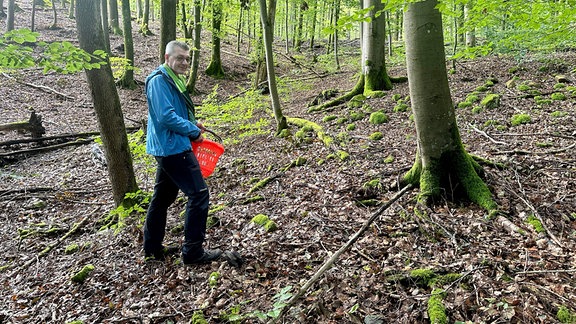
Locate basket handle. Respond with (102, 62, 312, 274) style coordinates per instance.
(203, 128, 223, 142)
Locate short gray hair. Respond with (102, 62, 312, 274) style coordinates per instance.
(165, 40, 189, 56)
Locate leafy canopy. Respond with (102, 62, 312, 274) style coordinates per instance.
(0, 28, 107, 73)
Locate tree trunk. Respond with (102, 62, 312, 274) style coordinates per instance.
(108, 0, 122, 35)
(159, 0, 177, 64)
(236, 6, 243, 52)
(187, 0, 202, 94)
(333, 0, 340, 69)
(31, 0, 36, 31)
(464, 1, 475, 47)
(0, 0, 5, 19)
(205, 0, 225, 78)
(309, 0, 317, 50)
(136, 0, 143, 22)
(6, 0, 14, 31)
(68, 0, 74, 19)
(76, 0, 138, 207)
(139, 0, 152, 36)
(119, 0, 136, 88)
(284, 0, 289, 53)
(49, 0, 58, 28)
(294, 1, 304, 51)
(361, 0, 391, 93)
(180, 1, 192, 38)
(100, 0, 111, 53)
(258, 0, 287, 134)
(401, 0, 496, 212)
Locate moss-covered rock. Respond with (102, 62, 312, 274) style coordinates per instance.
(369, 111, 389, 124)
(369, 132, 383, 141)
(251, 214, 270, 226)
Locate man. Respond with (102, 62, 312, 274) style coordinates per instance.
(143, 40, 221, 264)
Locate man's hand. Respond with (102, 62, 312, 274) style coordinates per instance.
(196, 122, 206, 133)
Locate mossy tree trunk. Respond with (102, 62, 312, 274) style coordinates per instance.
(119, 0, 136, 89)
(76, 0, 138, 206)
(0, 0, 5, 19)
(258, 0, 287, 134)
(314, 0, 392, 110)
(68, 0, 75, 19)
(139, 0, 153, 36)
(401, 0, 496, 212)
(100, 0, 111, 53)
(159, 0, 177, 64)
(205, 0, 225, 78)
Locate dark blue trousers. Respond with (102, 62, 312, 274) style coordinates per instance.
(143, 150, 209, 260)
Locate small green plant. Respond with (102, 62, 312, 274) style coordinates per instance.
(71, 264, 95, 283)
(349, 111, 365, 121)
(363, 178, 381, 189)
(510, 113, 531, 126)
(322, 115, 337, 122)
(346, 123, 356, 131)
(517, 83, 531, 91)
(369, 111, 389, 124)
(557, 305, 576, 323)
(481, 93, 500, 109)
(457, 101, 472, 109)
(248, 286, 293, 320)
(471, 106, 484, 114)
(554, 83, 566, 90)
(251, 214, 278, 232)
(394, 101, 409, 112)
(391, 94, 402, 101)
(526, 215, 545, 233)
(466, 94, 480, 103)
(209, 271, 220, 287)
(64, 243, 80, 254)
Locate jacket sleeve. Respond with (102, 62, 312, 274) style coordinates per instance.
(147, 76, 201, 139)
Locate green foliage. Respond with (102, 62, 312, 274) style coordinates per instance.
(510, 113, 531, 126)
(551, 111, 567, 118)
(246, 286, 293, 321)
(208, 271, 220, 287)
(197, 86, 269, 144)
(526, 215, 545, 233)
(190, 311, 209, 324)
(0, 28, 107, 73)
(109, 56, 139, 80)
(102, 190, 152, 231)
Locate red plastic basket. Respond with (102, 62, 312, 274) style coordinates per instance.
(191, 139, 225, 178)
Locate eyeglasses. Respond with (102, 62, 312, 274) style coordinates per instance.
(174, 55, 192, 64)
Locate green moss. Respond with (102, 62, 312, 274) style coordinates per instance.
(391, 94, 402, 101)
(251, 214, 270, 226)
(369, 132, 383, 141)
(465, 94, 480, 103)
(517, 83, 531, 91)
(322, 115, 337, 122)
(534, 96, 552, 106)
(475, 85, 488, 92)
(551, 111, 567, 118)
(394, 102, 409, 112)
(526, 214, 545, 233)
(471, 106, 484, 114)
(554, 83, 566, 90)
(66, 321, 84, 324)
(364, 90, 386, 98)
(71, 264, 95, 283)
(263, 220, 278, 232)
(410, 268, 436, 286)
(557, 305, 576, 323)
(383, 155, 394, 163)
(483, 120, 500, 128)
(190, 310, 209, 324)
(208, 271, 220, 287)
(535, 142, 553, 148)
(348, 94, 366, 108)
(363, 179, 381, 189)
(248, 177, 273, 194)
(336, 117, 348, 124)
(337, 150, 350, 160)
(209, 205, 226, 215)
(427, 289, 448, 324)
(349, 111, 365, 121)
(551, 92, 567, 100)
(510, 113, 531, 126)
(457, 101, 472, 109)
(346, 123, 356, 131)
(481, 94, 500, 109)
(432, 273, 462, 286)
(206, 216, 220, 228)
(369, 111, 389, 124)
(64, 243, 80, 254)
(277, 128, 291, 138)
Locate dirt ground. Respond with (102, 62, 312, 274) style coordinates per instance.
(1, 2, 575, 323)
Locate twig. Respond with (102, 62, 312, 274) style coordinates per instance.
(516, 268, 576, 275)
(0, 138, 94, 157)
(8, 206, 101, 275)
(494, 143, 575, 155)
(2, 72, 75, 100)
(469, 124, 507, 145)
(272, 185, 413, 323)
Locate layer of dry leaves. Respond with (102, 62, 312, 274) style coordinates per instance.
(1, 2, 575, 323)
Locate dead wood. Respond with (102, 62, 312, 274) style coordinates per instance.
(0, 138, 94, 158)
(7, 206, 100, 275)
(273, 184, 413, 323)
(0, 110, 46, 138)
(2, 72, 75, 100)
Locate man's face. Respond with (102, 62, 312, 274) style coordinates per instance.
(165, 47, 190, 75)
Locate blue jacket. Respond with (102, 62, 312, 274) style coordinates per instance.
(145, 65, 201, 157)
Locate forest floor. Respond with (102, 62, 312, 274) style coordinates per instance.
(1, 3, 576, 324)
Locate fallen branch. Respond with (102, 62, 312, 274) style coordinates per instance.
(494, 143, 575, 156)
(469, 125, 507, 145)
(516, 268, 576, 275)
(2, 72, 75, 100)
(273, 184, 413, 323)
(0, 138, 94, 158)
(8, 206, 101, 275)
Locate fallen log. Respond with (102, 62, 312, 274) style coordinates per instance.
(0, 110, 45, 138)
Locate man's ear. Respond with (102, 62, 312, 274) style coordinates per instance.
(164, 54, 170, 61)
